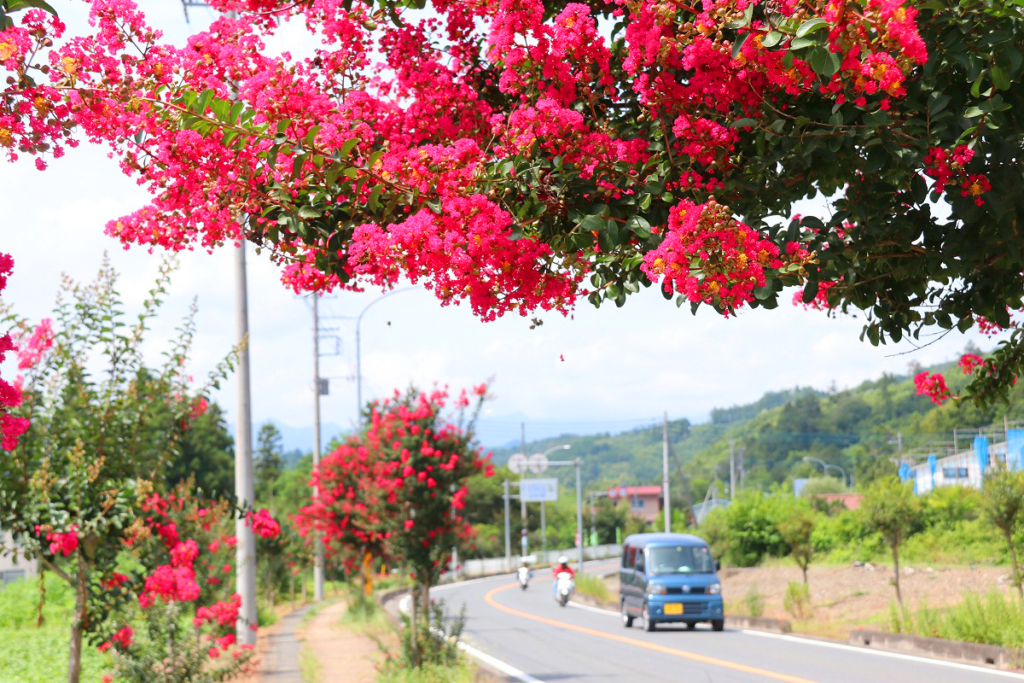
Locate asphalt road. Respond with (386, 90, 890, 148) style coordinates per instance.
(432, 561, 1024, 683)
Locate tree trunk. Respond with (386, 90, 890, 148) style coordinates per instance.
(290, 571, 295, 609)
(67, 582, 86, 683)
(801, 563, 808, 586)
(1006, 531, 1023, 600)
(302, 571, 308, 604)
(891, 541, 902, 605)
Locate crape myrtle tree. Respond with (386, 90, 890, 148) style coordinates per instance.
(0, 258, 280, 683)
(1, 0, 1024, 403)
(297, 384, 494, 666)
(860, 477, 919, 605)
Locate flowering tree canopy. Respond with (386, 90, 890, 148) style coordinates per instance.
(2, 0, 1024, 401)
(297, 385, 492, 582)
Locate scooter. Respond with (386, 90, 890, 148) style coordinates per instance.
(554, 571, 575, 607)
(517, 566, 532, 590)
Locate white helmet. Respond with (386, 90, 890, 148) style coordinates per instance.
(558, 556, 569, 564)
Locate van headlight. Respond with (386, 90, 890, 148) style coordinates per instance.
(648, 583, 667, 595)
(708, 582, 721, 595)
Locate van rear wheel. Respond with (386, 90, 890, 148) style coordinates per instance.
(621, 601, 633, 628)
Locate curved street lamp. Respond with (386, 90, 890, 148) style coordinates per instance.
(802, 456, 851, 488)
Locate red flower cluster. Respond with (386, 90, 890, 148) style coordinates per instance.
(914, 372, 951, 405)
(640, 200, 785, 314)
(247, 508, 281, 539)
(923, 145, 991, 206)
(36, 524, 79, 557)
(0, 254, 29, 452)
(958, 353, 985, 375)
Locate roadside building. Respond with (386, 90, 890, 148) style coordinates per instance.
(901, 426, 1022, 494)
(607, 485, 663, 524)
(0, 529, 37, 584)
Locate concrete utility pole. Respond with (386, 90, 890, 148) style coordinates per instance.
(234, 241, 257, 646)
(729, 439, 736, 501)
(503, 479, 512, 571)
(520, 423, 527, 557)
(663, 411, 671, 533)
(575, 458, 584, 572)
(311, 295, 325, 601)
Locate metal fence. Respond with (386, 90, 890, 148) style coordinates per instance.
(454, 543, 622, 579)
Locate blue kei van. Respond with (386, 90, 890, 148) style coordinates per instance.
(619, 533, 724, 632)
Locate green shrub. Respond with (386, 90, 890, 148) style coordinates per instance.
(783, 581, 812, 620)
(575, 574, 610, 604)
(378, 658, 475, 683)
(889, 591, 1024, 648)
(743, 586, 765, 617)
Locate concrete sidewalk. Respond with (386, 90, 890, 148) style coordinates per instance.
(260, 604, 316, 683)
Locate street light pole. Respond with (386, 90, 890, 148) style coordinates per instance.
(352, 287, 418, 427)
(802, 456, 850, 488)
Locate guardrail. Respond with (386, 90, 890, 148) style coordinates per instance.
(455, 544, 621, 578)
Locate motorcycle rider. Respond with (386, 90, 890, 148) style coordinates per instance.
(552, 555, 575, 598)
(517, 560, 533, 588)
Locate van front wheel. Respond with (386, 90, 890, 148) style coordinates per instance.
(712, 619, 724, 632)
(642, 604, 656, 632)
(621, 601, 633, 628)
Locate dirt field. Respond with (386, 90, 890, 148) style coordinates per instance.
(589, 563, 1016, 639)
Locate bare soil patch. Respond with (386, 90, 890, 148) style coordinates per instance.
(585, 563, 1015, 640)
(299, 600, 396, 683)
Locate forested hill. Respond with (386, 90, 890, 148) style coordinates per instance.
(494, 355, 1024, 505)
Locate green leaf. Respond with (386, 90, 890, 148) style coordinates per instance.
(963, 106, 985, 118)
(730, 118, 758, 129)
(6, 0, 57, 14)
(795, 18, 828, 38)
(732, 33, 751, 60)
(625, 215, 651, 238)
(991, 65, 1011, 91)
(789, 36, 817, 51)
(368, 185, 384, 212)
(297, 206, 321, 219)
(808, 47, 840, 76)
(761, 31, 784, 49)
(194, 89, 214, 115)
(338, 137, 359, 158)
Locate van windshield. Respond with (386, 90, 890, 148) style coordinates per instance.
(647, 545, 715, 575)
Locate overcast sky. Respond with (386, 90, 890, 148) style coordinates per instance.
(0, 1, 1001, 449)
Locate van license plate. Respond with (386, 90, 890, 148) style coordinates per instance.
(664, 603, 683, 615)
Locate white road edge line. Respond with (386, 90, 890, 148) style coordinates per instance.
(566, 601, 1024, 680)
(458, 640, 547, 683)
(400, 590, 548, 682)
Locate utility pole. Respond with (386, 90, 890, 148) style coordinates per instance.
(311, 295, 325, 601)
(540, 500, 547, 563)
(520, 423, 527, 558)
(729, 439, 736, 501)
(575, 458, 584, 573)
(503, 479, 511, 571)
(234, 241, 257, 646)
(663, 411, 671, 533)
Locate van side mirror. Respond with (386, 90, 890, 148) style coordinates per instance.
(715, 559, 721, 572)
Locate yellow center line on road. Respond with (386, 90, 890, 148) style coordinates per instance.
(484, 581, 820, 683)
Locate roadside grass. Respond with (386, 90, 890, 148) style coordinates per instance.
(575, 574, 611, 604)
(377, 658, 476, 683)
(889, 590, 1024, 648)
(0, 574, 109, 683)
(299, 642, 322, 683)
(341, 589, 394, 638)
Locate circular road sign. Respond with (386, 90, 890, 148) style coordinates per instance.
(508, 453, 528, 475)
(528, 453, 549, 474)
